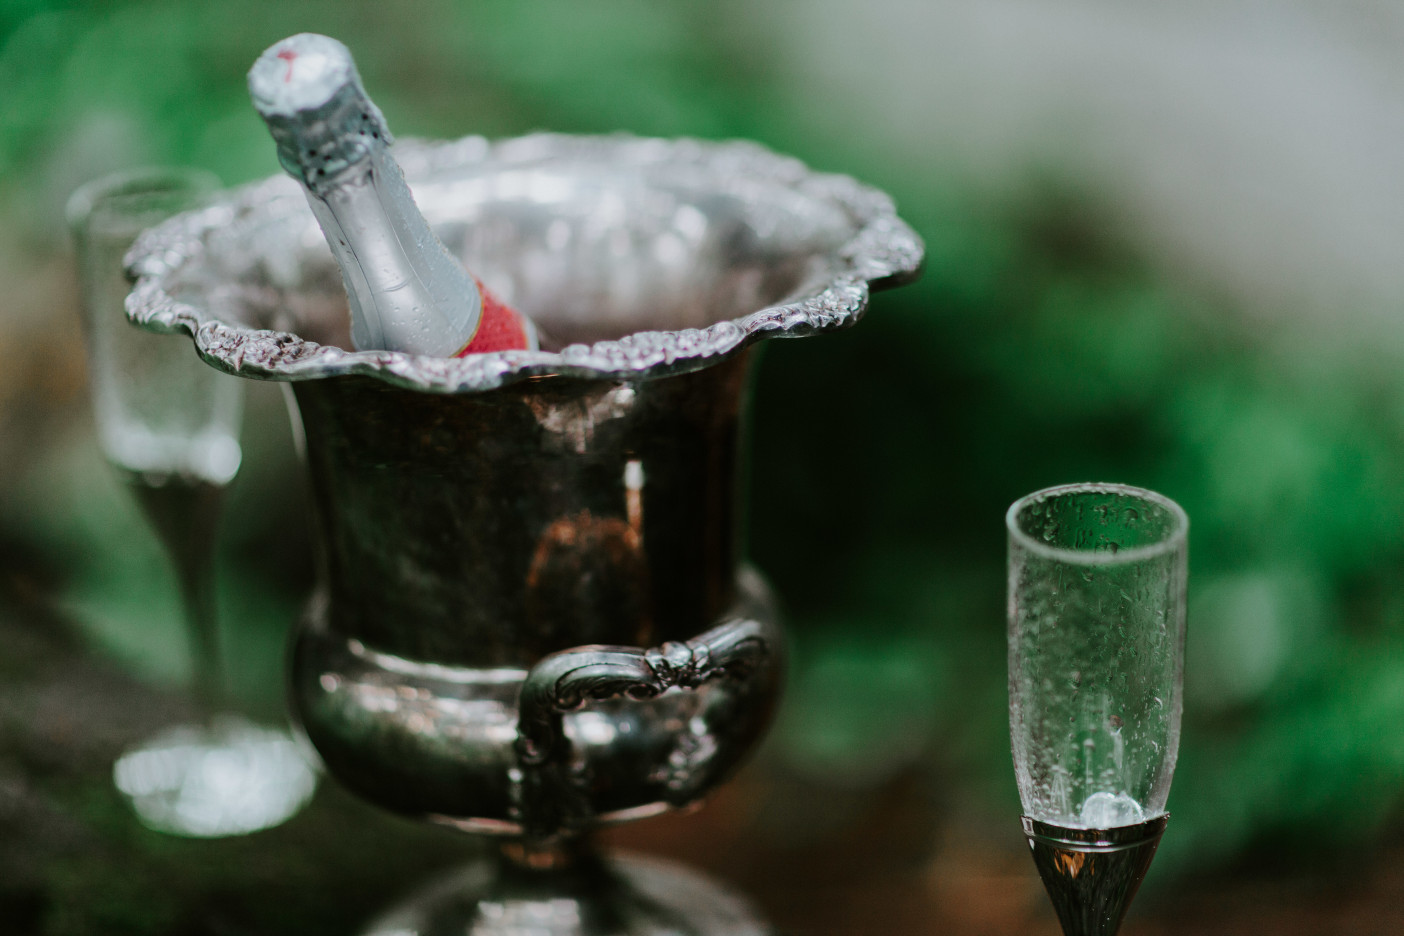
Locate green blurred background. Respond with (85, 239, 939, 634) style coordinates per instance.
(5, 0, 1404, 932)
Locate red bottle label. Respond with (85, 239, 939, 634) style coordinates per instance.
(454, 279, 535, 355)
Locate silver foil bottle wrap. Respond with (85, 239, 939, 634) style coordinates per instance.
(248, 33, 536, 356)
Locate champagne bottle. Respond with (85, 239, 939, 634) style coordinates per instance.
(248, 33, 537, 356)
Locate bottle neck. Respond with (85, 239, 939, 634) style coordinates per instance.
(303, 145, 483, 356)
(260, 79, 392, 197)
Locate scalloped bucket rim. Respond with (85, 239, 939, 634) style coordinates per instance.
(125, 132, 925, 394)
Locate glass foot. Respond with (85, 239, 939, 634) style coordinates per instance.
(113, 714, 319, 837)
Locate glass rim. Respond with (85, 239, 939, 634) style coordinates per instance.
(65, 166, 221, 239)
(1006, 481, 1188, 567)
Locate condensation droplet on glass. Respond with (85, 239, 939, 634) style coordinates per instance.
(1078, 791, 1145, 829)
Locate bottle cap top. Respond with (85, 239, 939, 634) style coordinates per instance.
(249, 33, 357, 117)
(249, 34, 392, 194)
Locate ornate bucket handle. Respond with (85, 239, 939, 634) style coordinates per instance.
(513, 616, 771, 840)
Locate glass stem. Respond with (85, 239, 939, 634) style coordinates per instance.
(129, 475, 228, 714)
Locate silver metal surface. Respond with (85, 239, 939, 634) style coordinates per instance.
(363, 847, 768, 936)
(283, 354, 780, 836)
(1022, 814, 1169, 936)
(123, 133, 921, 931)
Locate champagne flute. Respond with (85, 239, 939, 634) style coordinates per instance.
(68, 168, 317, 837)
(1007, 482, 1188, 936)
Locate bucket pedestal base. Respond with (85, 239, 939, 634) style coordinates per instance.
(362, 845, 770, 936)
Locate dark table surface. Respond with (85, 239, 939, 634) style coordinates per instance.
(3, 581, 1403, 936)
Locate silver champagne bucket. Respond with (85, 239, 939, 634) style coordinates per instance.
(127, 133, 922, 935)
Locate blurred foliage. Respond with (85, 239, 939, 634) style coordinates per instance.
(4, 1, 1404, 924)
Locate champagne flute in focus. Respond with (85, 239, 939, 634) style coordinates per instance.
(68, 168, 317, 837)
(1007, 482, 1188, 936)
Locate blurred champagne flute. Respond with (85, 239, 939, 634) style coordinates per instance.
(68, 168, 316, 837)
(1007, 482, 1187, 936)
